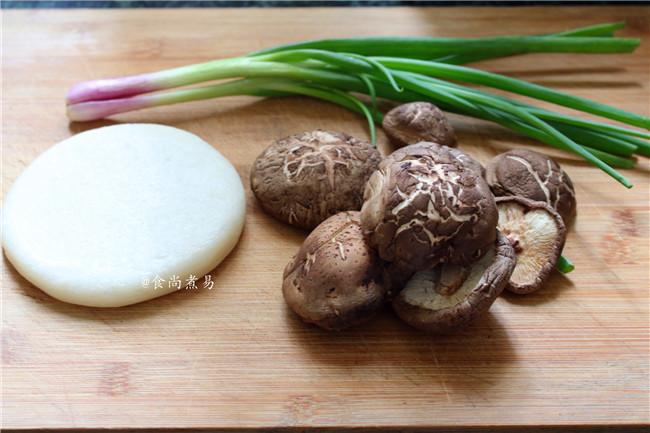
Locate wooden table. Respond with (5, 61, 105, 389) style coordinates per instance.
(2, 6, 649, 431)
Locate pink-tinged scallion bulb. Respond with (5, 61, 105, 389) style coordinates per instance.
(67, 97, 151, 122)
(66, 72, 165, 105)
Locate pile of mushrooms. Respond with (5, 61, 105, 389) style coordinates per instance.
(251, 102, 576, 332)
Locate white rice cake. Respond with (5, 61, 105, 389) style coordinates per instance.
(2, 124, 246, 307)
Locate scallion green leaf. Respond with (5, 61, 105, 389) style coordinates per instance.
(65, 23, 649, 189)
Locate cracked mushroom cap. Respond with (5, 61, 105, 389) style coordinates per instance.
(282, 211, 389, 331)
(250, 130, 382, 230)
(360, 144, 498, 273)
(387, 141, 486, 178)
(382, 102, 457, 149)
(392, 230, 515, 333)
(495, 196, 567, 294)
(486, 149, 576, 224)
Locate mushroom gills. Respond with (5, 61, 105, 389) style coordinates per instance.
(498, 204, 561, 287)
(494, 196, 566, 294)
(403, 248, 496, 310)
(392, 231, 515, 333)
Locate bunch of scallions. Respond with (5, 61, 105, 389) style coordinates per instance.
(67, 22, 649, 190)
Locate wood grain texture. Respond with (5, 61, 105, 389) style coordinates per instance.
(1, 6, 649, 430)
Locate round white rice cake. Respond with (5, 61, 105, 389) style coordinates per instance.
(2, 123, 246, 307)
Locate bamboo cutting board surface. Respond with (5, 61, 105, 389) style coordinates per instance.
(2, 6, 649, 431)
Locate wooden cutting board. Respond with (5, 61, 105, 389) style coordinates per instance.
(2, 6, 649, 430)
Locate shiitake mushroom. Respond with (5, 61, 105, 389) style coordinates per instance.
(360, 142, 497, 274)
(273, 130, 574, 332)
(282, 211, 389, 331)
(392, 231, 515, 333)
(250, 130, 382, 230)
(387, 141, 486, 178)
(382, 102, 457, 149)
(486, 149, 577, 224)
(495, 196, 567, 295)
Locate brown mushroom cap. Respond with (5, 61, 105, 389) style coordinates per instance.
(486, 149, 576, 224)
(392, 230, 515, 333)
(250, 130, 382, 230)
(382, 102, 457, 149)
(282, 211, 389, 331)
(495, 196, 567, 294)
(388, 141, 486, 178)
(360, 143, 498, 273)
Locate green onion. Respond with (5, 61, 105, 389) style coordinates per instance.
(557, 255, 575, 274)
(248, 32, 640, 60)
(374, 57, 649, 129)
(66, 23, 649, 188)
(433, 22, 630, 65)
